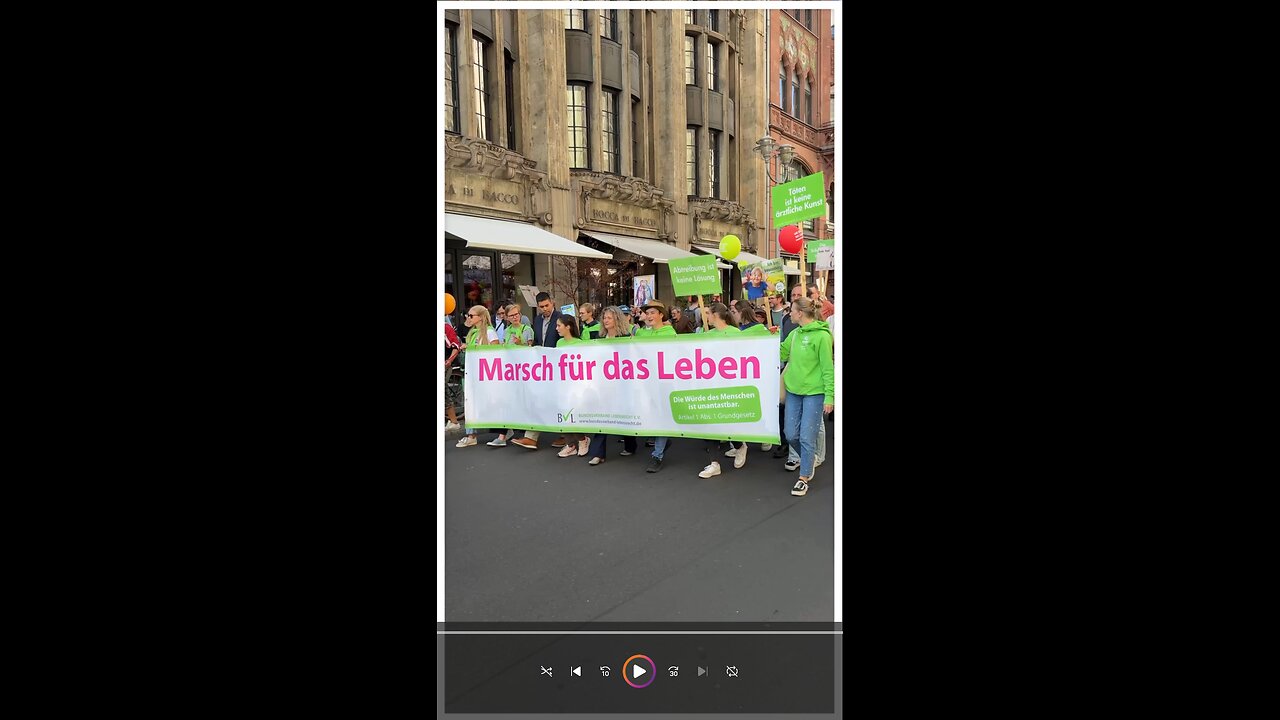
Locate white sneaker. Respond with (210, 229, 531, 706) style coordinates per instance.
(761, 444, 773, 452)
(558, 445, 579, 458)
(444, 421, 462, 431)
(486, 437, 507, 447)
(455, 436, 477, 448)
(724, 448, 738, 458)
(578, 438, 590, 456)
(733, 443, 748, 469)
(698, 462, 722, 478)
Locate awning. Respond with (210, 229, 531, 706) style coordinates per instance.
(692, 244, 770, 267)
(445, 213, 612, 259)
(585, 231, 731, 269)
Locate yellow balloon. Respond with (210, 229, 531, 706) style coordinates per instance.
(720, 234, 741, 260)
(444, 293, 456, 315)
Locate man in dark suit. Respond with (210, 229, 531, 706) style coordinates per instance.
(530, 291, 562, 348)
(511, 291, 565, 450)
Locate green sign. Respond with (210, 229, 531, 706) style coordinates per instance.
(771, 171, 826, 224)
(667, 255, 722, 296)
(669, 386, 763, 424)
(805, 239, 834, 256)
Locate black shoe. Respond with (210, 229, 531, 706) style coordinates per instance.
(772, 447, 787, 459)
(646, 457, 663, 473)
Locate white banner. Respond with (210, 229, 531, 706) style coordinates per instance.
(464, 336, 781, 443)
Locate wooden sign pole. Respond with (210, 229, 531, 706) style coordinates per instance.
(799, 242, 807, 297)
(697, 295, 710, 332)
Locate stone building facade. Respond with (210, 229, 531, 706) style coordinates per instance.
(766, 7, 835, 290)
(443, 8, 770, 322)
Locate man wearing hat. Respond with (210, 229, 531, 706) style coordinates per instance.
(634, 299, 676, 471)
(635, 300, 676, 337)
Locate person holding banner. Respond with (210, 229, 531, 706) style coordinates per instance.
(636, 300, 677, 471)
(579, 303, 602, 340)
(455, 306, 499, 448)
(553, 316, 592, 459)
(780, 297, 834, 497)
(484, 304, 536, 448)
(511, 293, 566, 451)
(584, 306, 638, 465)
(696, 303, 748, 478)
(635, 300, 676, 337)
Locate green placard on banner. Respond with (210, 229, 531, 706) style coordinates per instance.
(667, 255, 722, 296)
(771, 172, 826, 224)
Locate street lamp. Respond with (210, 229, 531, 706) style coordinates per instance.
(754, 136, 796, 184)
(754, 135, 797, 260)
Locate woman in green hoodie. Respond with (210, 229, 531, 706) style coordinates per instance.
(780, 297, 834, 497)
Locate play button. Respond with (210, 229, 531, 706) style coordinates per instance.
(622, 654, 656, 689)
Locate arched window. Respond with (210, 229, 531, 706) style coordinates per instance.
(804, 76, 812, 124)
(791, 70, 800, 118)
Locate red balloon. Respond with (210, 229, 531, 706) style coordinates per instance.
(778, 225, 803, 254)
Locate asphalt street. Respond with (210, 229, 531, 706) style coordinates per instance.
(444, 419, 836, 622)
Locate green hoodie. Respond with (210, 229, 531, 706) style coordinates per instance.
(779, 320, 834, 404)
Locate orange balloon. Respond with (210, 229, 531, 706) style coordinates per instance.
(444, 293, 456, 315)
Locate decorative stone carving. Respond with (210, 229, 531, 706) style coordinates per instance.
(571, 171, 676, 239)
(689, 198, 756, 252)
(445, 135, 552, 225)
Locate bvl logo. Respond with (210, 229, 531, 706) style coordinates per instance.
(557, 408, 575, 424)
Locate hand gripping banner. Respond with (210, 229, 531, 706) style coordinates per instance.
(463, 335, 781, 444)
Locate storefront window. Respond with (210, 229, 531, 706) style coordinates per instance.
(499, 253, 534, 310)
(460, 253, 494, 312)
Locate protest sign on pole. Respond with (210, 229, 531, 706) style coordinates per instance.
(463, 336, 782, 444)
(771, 172, 826, 226)
(806, 239, 835, 271)
(667, 255, 721, 297)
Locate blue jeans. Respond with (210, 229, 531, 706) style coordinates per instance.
(784, 393, 825, 477)
(787, 417, 826, 465)
(651, 436, 671, 460)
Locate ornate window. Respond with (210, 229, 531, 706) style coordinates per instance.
(567, 84, 589, 169)
(504, 51, 517, 150)
(445, 23, 459, 133)
(804, 76, 812, 125)
(600, 9, 617, 41)
(603, 89, 620, 174)
(706, 41, 718, 92)
(564, 9, 585, 30)
(791, 70, 800, 118)
(685, 36, 696, 85)
(709, 129, 721, 199)
(685, 127, 698, 196)
(473, 36, 492, 140)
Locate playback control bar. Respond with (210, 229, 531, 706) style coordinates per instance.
(442, 631, 838, 713)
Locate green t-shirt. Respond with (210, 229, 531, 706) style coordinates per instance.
(556, 336, 587, 347)
(703, 325, 743, 336)
(635, 324, 677, 337)
(504, 323, 534, 345)
(740, 323, 773, 336)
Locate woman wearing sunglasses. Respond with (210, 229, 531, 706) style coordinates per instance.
(486, 304, 535, 447)
(455, 306, 499, 448)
